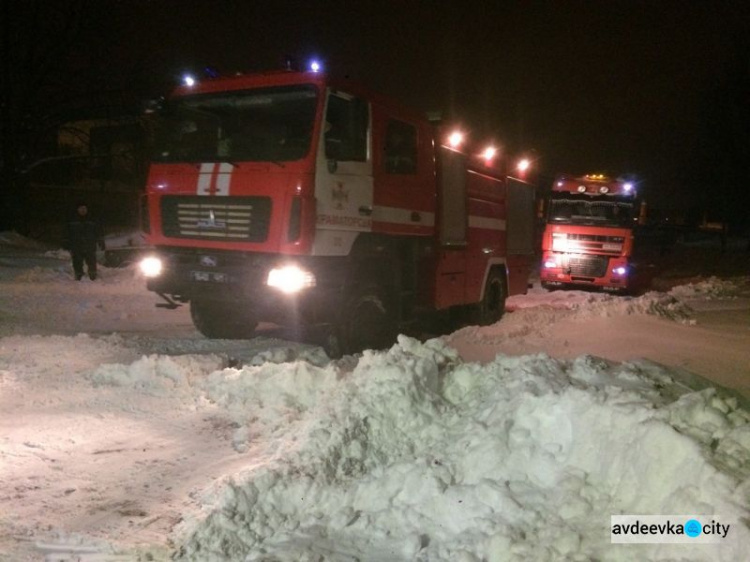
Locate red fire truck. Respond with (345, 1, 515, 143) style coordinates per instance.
(139, 66, 535, 355)
(540, 173, 641, 292)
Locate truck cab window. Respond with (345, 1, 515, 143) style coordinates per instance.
(152, 85, 318, 163)
(384, 119, 417, 174)
(324, 93, 368, 162)
(549, 197, 633, 227)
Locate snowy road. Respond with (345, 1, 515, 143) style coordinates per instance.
(1, 232, 748, 561)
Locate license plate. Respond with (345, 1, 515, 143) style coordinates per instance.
(191, 271, 229, 283)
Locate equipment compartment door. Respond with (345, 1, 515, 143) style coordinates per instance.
(434, 146, 468, 308)
(506, 177, 536, 295)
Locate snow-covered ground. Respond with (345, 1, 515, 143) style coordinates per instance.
(0, 231, 748, 561)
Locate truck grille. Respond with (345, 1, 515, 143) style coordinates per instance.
(565, 233, 624, 255)
(161, 196, 271, 242)
(567, 234, 622, 243)
(568, 255, 608, 277)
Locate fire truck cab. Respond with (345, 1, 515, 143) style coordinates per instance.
(540, 174, 640, 293)
(139, 68, 536, 354)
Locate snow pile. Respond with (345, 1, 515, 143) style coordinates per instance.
(203, 359, 340, 449)
(12, 259, 143, 286)
(508, 287, 695, 323)
(669, 276, 748, 300)
(89, 353, 225, 398)
(457, 290, 696, 351)
(43, 247, 72, 260)
(667, 389, 750, 475)
(12, 263, 76, 283)
(245, 345, 332, 368)
(0, 333, 137, 377)
(506, 285, 598, 310)
(173, 337, 749, 561)
(570, 291, 695, 323)
(0, 231, 49, 249)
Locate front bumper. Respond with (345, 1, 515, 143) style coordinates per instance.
(540, 252, 630, 289)
(144, 248, 344, 324)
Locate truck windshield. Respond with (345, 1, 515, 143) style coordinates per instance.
(151, 85, 318, 163)
(548, 196, 634, 227)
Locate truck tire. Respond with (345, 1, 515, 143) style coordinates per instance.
(190, 298, 258, 339)
(472, 269, 506, 326)
(324, 285, 397, 358)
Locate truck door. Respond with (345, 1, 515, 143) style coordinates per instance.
(313, 90, 373, 256)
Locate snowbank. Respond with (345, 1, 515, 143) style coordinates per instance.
(668, 276, 749, 300)
(168, 337, 749, 561)
(508, 287, 695, 323)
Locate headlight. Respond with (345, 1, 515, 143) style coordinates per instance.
(267, 265, 316, 294)
(612, 266, 627, 276)
(139, 256, 163, 277)
(551, 233, 568, 252)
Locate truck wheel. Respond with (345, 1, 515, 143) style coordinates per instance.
(472, 270, 506, 326)
(324, 285, 397, 357)
(190, 298, 258, 339)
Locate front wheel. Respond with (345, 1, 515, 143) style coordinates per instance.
(324, 285, 397, 358)
(190, 298, 258, 339)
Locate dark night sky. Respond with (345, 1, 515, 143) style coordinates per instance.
(10, 0, 750, 215)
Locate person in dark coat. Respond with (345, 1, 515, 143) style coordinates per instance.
(64, 202, 105, 280)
